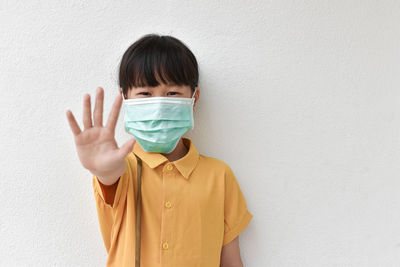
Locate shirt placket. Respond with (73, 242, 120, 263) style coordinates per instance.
(160, 162, 175, 266)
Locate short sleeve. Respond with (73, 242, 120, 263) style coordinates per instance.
(222, 164, 253, 246)
(92, 155, 131, 209)
(91, 154, 134, 252)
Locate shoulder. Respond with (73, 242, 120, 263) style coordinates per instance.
(198, 154, 235, 177)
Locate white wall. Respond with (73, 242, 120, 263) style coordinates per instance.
(1, 1, 400, 266)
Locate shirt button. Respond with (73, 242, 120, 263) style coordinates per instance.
(162, 242, 169, 249)
(165, 201, 172, 208)
(166, 164, 173, 171)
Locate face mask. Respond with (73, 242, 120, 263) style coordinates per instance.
(122, 88, 197, 153)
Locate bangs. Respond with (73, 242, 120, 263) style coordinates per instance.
(119, 34, 198, 94)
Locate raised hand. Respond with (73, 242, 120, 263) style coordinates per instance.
(66, 87, 136, 184)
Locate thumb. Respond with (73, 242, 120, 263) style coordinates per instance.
(118, 138, 136, 159)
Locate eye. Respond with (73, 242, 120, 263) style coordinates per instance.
(167, 92, 179, 96)
(138, 92, 151, 96)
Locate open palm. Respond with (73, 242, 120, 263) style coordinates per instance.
(66, 87, 135, 176)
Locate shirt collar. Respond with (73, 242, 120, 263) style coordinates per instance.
(133, 137, 200, 180)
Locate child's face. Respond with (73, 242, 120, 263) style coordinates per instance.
(126, 83, 200, 108)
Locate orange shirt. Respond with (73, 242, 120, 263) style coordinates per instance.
(92, 137, 253, 267)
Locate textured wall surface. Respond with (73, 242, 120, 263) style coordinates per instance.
(1, 1, 400, 266)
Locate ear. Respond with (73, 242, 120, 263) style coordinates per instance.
(193, 87, 200, 110)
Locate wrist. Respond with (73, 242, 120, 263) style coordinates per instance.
(91, 161, 126, 185)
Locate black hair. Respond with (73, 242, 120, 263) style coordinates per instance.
(118, 33, 199, 98)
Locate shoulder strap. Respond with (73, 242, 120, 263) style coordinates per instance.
(135, 155, 142, 267)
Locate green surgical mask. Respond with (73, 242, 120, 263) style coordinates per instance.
(122, 88, 197, 153)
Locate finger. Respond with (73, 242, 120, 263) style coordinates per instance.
(93, 87, 104, 127)
(105, 92, 123, 133)
(83, 93, 93, 130)
(118, 138, 136, 159)
(66, 110, 82, 136)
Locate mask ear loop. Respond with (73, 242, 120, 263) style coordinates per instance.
(191, 86, 197, 99)
(121, 89, 126, 101)
(189, 86, 197, 130)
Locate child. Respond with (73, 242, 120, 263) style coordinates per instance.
(66, 33, 253, 267)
